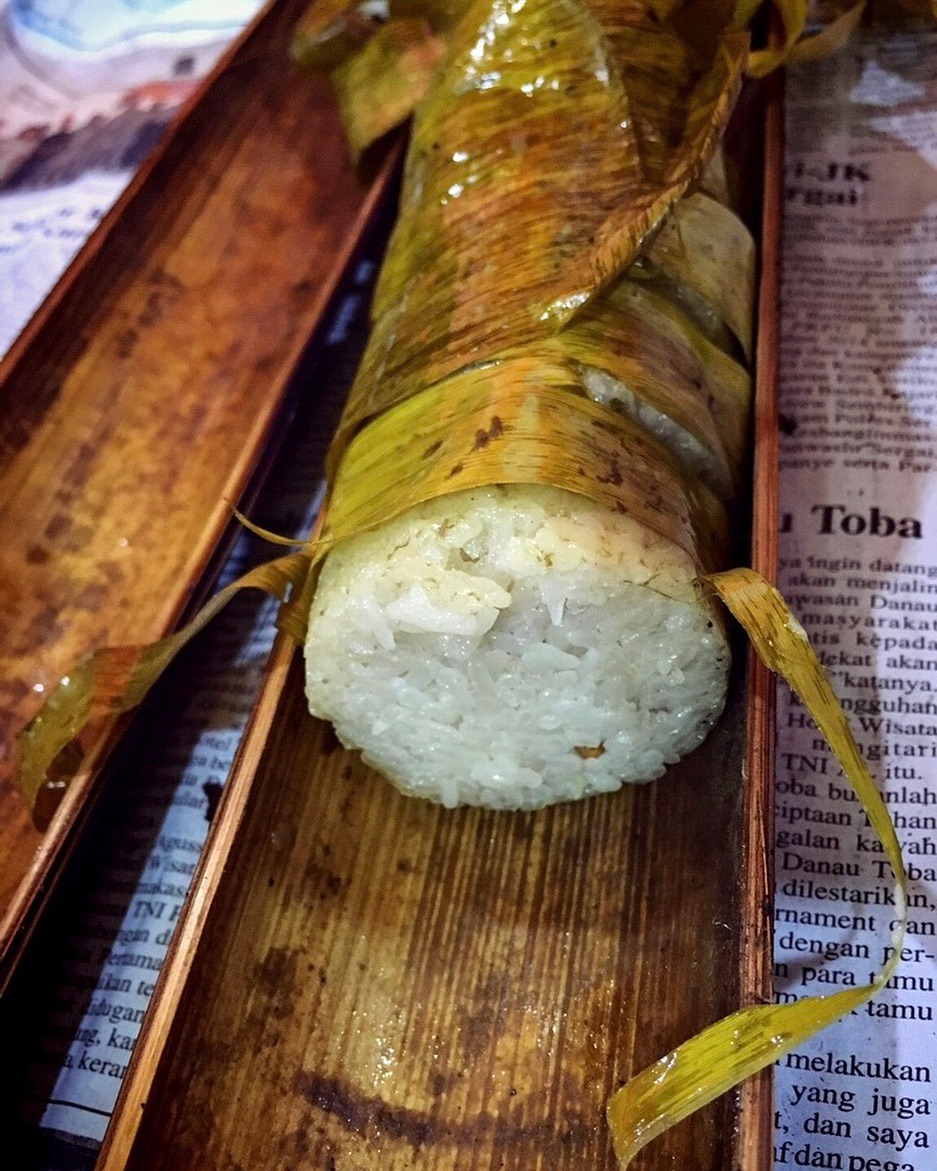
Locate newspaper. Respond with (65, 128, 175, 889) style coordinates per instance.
(6, 15, 937, 1171)
(773, 26, 937, 1171)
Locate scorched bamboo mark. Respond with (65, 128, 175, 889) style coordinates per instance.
(297, 1072, 598, 1151)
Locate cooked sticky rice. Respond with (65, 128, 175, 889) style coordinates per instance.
(304, 483, 729, 809)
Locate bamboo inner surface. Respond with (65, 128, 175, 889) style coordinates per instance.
(113, 650, 750, 1171)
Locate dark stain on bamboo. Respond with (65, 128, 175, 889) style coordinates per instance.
(296, 1071, 598, 1152)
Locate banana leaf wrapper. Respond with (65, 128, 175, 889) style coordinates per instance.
(15, 0, 910, 1167)
(316, 362, 731, 573)
(291, 0, 936, 145)
(637, 190, 756, 360)
(324, 0, 752, 486)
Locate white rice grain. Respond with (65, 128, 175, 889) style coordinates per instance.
(305, 483, 728, 809)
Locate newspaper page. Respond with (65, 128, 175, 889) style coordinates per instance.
(773, 25, 937, 1171)
(0, 0, 264, 354)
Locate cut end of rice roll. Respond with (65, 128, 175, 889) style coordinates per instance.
(304, 484, 729, 810)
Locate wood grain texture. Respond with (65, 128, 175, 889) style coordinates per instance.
(0, 0, 387, 921)
(734, 63, 784, 1171)
(104, 649, 749, 1171)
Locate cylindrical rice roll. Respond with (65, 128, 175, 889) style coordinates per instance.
(304, 483, 728, 810)
(301, 0, 749, 809)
